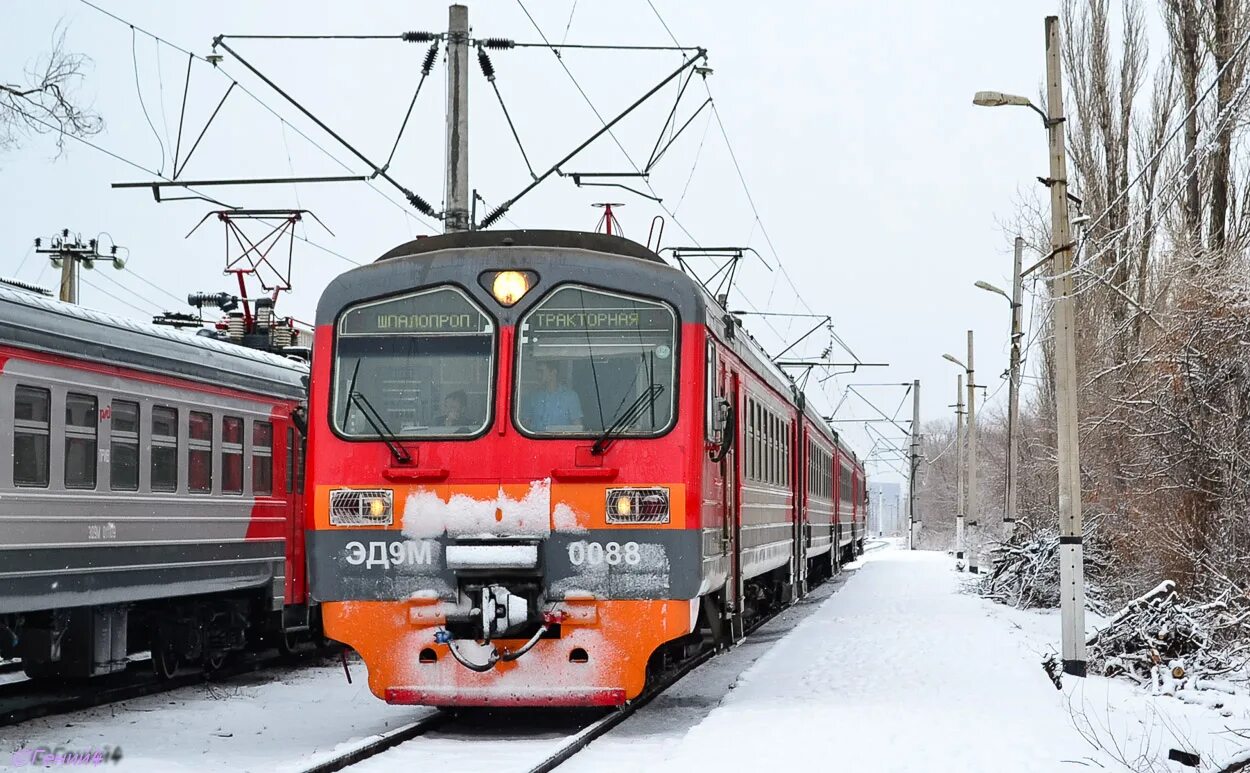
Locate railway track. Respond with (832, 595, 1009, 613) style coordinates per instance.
(299, 568, 854, 773)
(0, 642, 338, 728)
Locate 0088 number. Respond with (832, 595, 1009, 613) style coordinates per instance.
(567, 540, 642, 567)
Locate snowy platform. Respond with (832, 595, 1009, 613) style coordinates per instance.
(571, 547, 1250, 773)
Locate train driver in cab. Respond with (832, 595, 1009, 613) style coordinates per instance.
(521, 359, 583, 432)
(434, 390, 472, 430)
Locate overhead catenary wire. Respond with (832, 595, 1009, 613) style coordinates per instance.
(131, 25, 168, 175)
(510, 0, 803, 361)
(76, 0, 440, 234)
(640, 1, 863, 369)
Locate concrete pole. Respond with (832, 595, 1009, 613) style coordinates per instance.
(908, 379, 921, 550)
(955, 374, 965, 568)
(58, 251, 76, 304)
(966, 330, 978, 573)
(1006, 236, 1024, 536)
(444, 4, 470, 232)
(1045, 14, 1087, 677)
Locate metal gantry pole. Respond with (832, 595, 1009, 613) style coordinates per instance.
(444, 4, 471, 232)
(1006, 236, 1024, 536)
(965, 330, 978, 573)
(1045, 14, 1087, 677)
(955, 374, 965, 567)
(908, 379, 921, 549)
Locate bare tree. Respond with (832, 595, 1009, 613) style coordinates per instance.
(0, 25, 103, 155)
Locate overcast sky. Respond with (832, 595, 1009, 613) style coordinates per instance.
(2, 0, 1071, 491)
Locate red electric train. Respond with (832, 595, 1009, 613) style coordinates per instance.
(305, 230, 866, 706)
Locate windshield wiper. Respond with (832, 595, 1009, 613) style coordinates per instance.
(591, 384, 665, 456)
(342, 359, 413, 465)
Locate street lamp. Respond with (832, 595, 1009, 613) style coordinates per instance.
(972, 90, 1050, 125)
(942, 336, 977, 573)
(974, 280, 1009, 300)
(973, 15, 1086, 679)
(976, 245, 1026, 539)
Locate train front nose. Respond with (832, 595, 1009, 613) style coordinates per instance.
(315, 478, 700, 707)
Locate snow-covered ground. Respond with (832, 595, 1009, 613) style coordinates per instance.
(570, 547, 1250, 773)
(9, 545, 1250, 771)
(3, 658, 430, 772)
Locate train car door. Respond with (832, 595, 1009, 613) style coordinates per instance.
(793, 420, 807, 597)
(725, 369, 744, 640)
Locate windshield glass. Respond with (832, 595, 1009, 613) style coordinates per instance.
(333, 286, 494, 438)
(515, 285, 677, 437)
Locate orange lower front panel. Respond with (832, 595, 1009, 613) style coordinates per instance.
(324, 598, 697, 707)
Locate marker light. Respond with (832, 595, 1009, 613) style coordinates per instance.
(491, 271, 530, 306)
(605, 487, 670, 524)
(329, 488, 394, 526)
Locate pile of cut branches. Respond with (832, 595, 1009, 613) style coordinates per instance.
(1088, 580, 1250, 685)
(977, 520, 1107, 611)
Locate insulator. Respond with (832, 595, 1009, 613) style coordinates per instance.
(226, 312, 246, 341)
(421, 41, 439, 75)
(478, 37, 514, 50)
(477, 48, 495, 81)
(406, 190, 436, 217)
(480, 205, 508, 229)
(270, 326, 293, 348)
(402, 31, 438, 42)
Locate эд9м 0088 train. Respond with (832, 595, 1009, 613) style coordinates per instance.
(0, 285, 314, 679)
(306, 230, 867, 707)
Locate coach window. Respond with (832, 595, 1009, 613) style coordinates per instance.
(334, 286, 494, 439)
(110, 400, 140, 491)
(746, 400, 756, 481)
(64, 393, 98, 490)
(189, 411, 213, 494)
(222, 416, 244, 494)
(704, 340, 717, 443)
(14, 385, 51, 487)
(515, 285, 677, 438)
(285, 427, 294, 495)
(151, 406, 179, 492)
(253, 421, 273, 496)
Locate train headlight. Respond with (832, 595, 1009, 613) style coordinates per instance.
(614, 495, 632, 517)
(605, 487, 669, 524)
(329, 488, 394, 526)
(480, 270, 536, 307)
(492, 271, 529, 305)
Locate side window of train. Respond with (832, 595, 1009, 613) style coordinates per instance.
(253, 421, 273, 496)
(64, 392, 98, 490)
(110, 400, 140, 491)
(285, 427, 295, 495)
(295, 434, 306, 492)
(189, 411, 213, 494)
(222, 416, 244, 495)
(704, 339, 716, 442)
(151, 406, 179, 493)
(13, 385, 51, 487)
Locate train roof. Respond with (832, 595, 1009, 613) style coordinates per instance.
(0, 285, 307, 400)
(375, 229, 664, 264)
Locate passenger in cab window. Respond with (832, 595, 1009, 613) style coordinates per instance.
(522, 360, 583, 432)
(434, 390, 474, 432)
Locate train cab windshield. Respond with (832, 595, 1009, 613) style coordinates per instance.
(332, 286, 494, 438)
(515, 285, 677, 438)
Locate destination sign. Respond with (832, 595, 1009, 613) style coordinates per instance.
(527, 307, 673, 332)
(339, 288, 492, 336)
